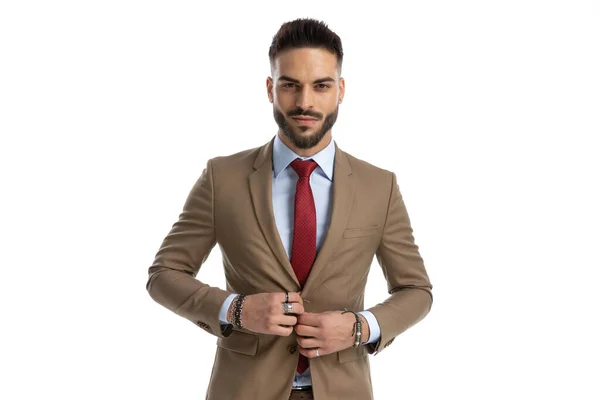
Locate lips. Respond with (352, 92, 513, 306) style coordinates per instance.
(292, 117, 318, 121)
(292, 117, 318, 126)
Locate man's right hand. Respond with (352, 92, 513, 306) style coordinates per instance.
(228, 292, 305, 336)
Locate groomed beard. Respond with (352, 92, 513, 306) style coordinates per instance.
(273, 104, 339, 149)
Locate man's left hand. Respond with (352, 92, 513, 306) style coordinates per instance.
(294, 311, 370, 358)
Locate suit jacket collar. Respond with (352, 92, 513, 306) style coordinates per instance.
(272, 133, 335, 181)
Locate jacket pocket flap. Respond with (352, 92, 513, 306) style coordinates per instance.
(337, 344, 368, 363)
(343, 225, 380, 238)
(216, 329, 259, 356)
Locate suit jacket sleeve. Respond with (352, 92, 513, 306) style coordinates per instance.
(146, 158, 234, 338)
(365, 171, 433, 355)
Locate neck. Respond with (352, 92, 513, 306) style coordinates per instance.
(278, 131, 332, 157)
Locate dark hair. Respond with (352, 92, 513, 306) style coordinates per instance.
(268, 18, 344, 73)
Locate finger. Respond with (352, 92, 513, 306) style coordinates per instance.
(281, 291, 303, 304)
(273, 325, 295, 337)
(279, 302, 304, 315)
(297, 312, 321, 327)
(296, 336, 322, 349)
(294, 324, 320, 338)
(275, 315, 298, 326)
(298, 345, 324, 359)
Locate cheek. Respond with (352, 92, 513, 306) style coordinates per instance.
(274, 98, 293, 113)
(275, 89, 292, 103)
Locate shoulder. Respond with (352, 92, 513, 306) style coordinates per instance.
(337, 146, 400, 217)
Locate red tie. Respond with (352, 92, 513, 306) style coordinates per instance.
(289, 158, 318, 374)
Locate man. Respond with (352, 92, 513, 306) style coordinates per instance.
(146, 17, 433, 400)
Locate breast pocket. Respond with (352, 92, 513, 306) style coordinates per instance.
(343, 224, 380, 238)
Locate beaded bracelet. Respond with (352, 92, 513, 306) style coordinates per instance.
(341, 308, 362, 347)
(227, 295, 238, 325)
(232, 294, 247, 329)
(229, 295, 240, 327)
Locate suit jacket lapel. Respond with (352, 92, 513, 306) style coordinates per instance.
(248, 137, 355, 294)
(249, 137, 300, 287)
(302, 142, 354, 296)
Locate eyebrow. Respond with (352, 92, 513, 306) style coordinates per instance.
(278, 75, 336, 84)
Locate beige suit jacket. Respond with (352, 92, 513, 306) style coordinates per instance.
(146, 136, 433, 399)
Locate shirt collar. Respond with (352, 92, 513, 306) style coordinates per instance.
(273, 133, 335, 181)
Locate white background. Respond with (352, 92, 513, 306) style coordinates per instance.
(1, 1, 599, 399)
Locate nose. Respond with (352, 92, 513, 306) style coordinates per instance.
(295, 86, 314, 110)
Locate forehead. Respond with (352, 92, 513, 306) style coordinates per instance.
(272, 47, 339, 81)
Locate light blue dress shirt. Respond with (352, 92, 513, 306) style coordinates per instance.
(218, 134, 381, 387)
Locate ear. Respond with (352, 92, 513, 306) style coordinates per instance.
(338, 77, 345, 104)
(266, 77, 274, 103)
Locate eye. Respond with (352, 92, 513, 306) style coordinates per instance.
(282, 83, 297, 88)
(316, 84, 330, 90)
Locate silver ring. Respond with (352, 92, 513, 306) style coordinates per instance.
(283, 302, 293, 314)
(315, 348, 320, 357)
(285, 292, 289, 303)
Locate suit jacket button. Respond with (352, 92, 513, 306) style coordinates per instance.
(288, 344, 298, 354)
(197, 321, 210, 330)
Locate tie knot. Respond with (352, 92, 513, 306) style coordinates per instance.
(290, 159, 318, 178)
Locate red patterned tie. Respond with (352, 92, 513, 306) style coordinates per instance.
(289, 158, 318, 374)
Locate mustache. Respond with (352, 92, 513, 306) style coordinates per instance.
(287, 108, 322, 120)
